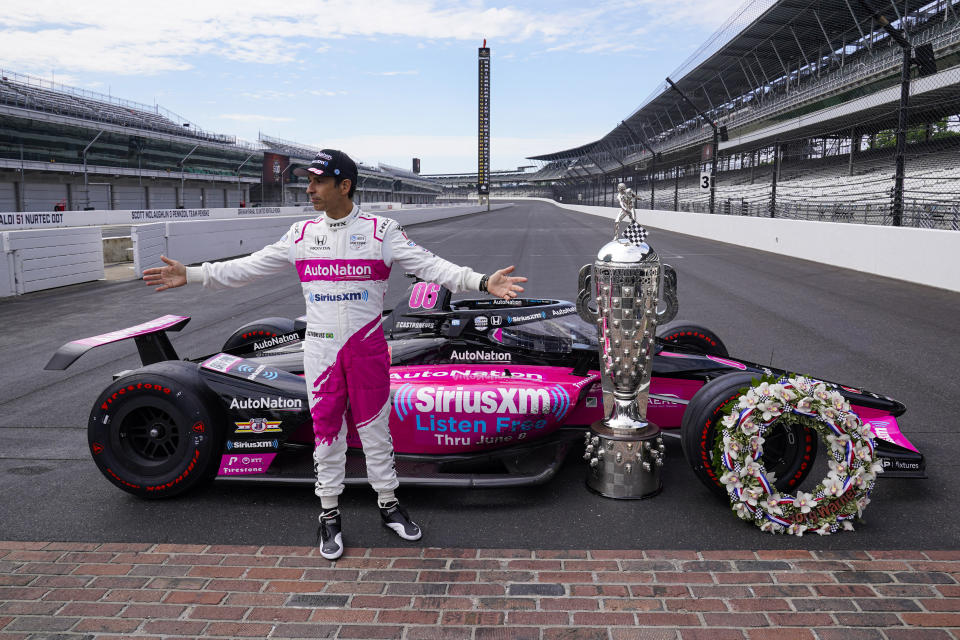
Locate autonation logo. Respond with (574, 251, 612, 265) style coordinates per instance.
(302, 263, 371, 278)
(311, 290, 369, 303)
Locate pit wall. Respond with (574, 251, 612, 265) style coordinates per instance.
(524, 198, 960, 294)
(0, 203, 509, 297)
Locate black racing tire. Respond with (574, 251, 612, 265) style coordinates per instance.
(680, 372, 818, 499)
(658, 322, 729, 357)
(88, 363, 223, 499)
(221, 317, 298, 355)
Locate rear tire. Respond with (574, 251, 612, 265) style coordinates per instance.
(658, 322, 729, 357)
(680, 372, 817, 498)
(88, 365, 222, 498)
(221, 317, 297, 355)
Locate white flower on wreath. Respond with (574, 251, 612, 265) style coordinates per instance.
(742, 486, 764, 507)
(857, 421, 874, 438)
(760, 520, 784, 533)
(792, 491, 815, 513)
(828, 458, 849, 477)
(819, 406, 840, 423)
(831, 391, 850, 412)
(723, 434, 741, 456)
(721, 412, 739, 429)
(815, 523, 832, 536)
(759, 400, 783, 422)
(843, 413, 862, 431)
(756, 381, 773, 397)
(813, 383, 831, 402)
(842, 520, 855, 531)
(720, 471, 743, 491)
(787, 523, 808, 536)
(739, 417, 759, 435)
(748, 434, 765, 452)
(853, 444, 873, 462)
(789, 377, 813, 393)
(869, 460, 884, 476)
(759, 494, 784, 516)
(826, 432, 851, 452)
(739, 456, 762, 477)
(732, 501, 752, 520)
(822, 476, 845, 497)
(738, 392, 759, 410)
(795, 396, 814, 413)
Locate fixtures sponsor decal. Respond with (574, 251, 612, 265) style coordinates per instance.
(234, 418, 283, 434)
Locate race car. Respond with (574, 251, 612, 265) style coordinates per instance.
(46, 279, 926, 500)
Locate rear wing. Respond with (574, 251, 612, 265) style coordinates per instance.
(45, 315, 190, 371)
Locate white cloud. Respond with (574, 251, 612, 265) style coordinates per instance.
(0, 0, 731, 76)
(366, 70, 419, 76)
(219, 113, 294, 123)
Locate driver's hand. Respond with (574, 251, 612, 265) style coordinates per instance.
(142, 255, 187, 291)
(487, 265, 527, 300)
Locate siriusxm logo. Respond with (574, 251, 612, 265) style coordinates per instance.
(507, 311, 547, 324)
(227, 439, 279, 450)
(311, 290, 369, 303)
(393, 384, 570, 420)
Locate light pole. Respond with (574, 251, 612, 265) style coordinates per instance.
(666, 77, 727, 215)
(858, 0, 937, 226)
(177, 144, 199, 208)
(82, 131, 104, 210)
(235, 152, 256, 207)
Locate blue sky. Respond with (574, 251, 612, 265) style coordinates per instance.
(0, 1, 735, 173)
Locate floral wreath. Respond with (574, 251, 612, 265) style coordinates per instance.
(713, 375, 884, 536)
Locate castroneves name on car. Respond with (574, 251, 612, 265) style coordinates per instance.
(229, 396, 303, 410)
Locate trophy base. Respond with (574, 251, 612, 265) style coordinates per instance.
(584, 421, 664, 500)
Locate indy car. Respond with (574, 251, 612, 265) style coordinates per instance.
(47, 278, 926, 499)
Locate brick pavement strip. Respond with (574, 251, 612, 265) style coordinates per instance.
(0, 543, 958, 639)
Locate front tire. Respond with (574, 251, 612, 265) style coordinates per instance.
(88, 365, 222, 498)
(221, 317, 298, 356)
(680, 372, 817, 498)
(658, 322, 729, 357)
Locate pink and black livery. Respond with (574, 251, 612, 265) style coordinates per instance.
(47, 280, 925, 500)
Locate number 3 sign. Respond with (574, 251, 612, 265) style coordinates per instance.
(699, 173, 714, 192)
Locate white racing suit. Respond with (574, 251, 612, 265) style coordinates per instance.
(186, 205, 483, 499)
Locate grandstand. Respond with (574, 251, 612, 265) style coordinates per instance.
(528, 0, 960, 229)
(0, 71, 443, 212)
(424, 166, 552, 200)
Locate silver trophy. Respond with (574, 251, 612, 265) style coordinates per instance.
(576, 184, 666, 499)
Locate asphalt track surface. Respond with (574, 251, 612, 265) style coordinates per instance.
(1, 199, 958, 551)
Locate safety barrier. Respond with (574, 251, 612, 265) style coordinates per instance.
(532, 198, 960, 293)
(0, 227, 104, 296)
(0, 203, 508, 296)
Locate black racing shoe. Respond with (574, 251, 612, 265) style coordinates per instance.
(379, 501, 422, 541)
(316, 509, 343, 560)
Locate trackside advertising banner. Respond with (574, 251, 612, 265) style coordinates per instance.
(0, 202, 470, 231)
(0, 206, 315, 231)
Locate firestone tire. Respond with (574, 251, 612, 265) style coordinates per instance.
(680, 372, 818, 498)
(658, 322, 729, 357)
(88, 364, 222, 499)
(221, 317, 297, 356)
